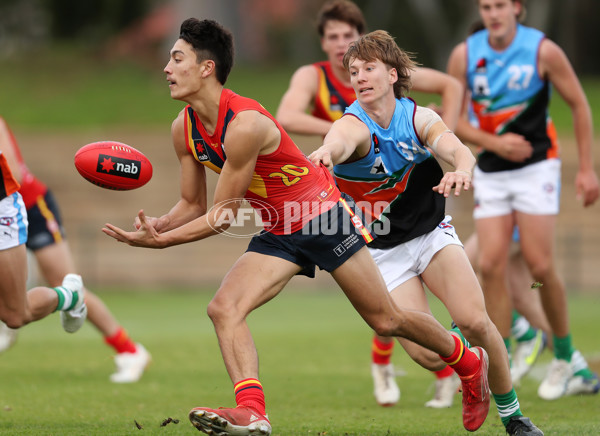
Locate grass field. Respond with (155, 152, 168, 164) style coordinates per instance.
(0, 289, 598, 435)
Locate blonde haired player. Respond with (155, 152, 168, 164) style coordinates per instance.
(310, 29, 543, 435)
(277, 0, 464, 409)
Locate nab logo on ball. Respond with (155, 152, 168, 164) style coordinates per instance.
(97, 154, 142, 180)
(74, 141, 153, 190)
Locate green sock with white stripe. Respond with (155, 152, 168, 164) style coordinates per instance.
(53, 286, 79, 311)
(493, 388, 522, 426)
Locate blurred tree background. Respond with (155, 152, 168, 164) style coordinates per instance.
(1, 0, 599, 72)
(2, 0, 600, 130)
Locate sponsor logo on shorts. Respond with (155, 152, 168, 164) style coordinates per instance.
(333, 245, 345, 256)
(0, 216, 16, 242)
(97, 155, 141, 180)
(543, 182, 555, 193)
(0, 216, 15, 226)
(333, 234, 360, 257)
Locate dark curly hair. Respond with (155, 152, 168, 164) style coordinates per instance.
(179, 18, 234, 85)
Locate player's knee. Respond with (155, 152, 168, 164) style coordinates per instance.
(206, 294, 240, 326)
(206, 298, 226, 324)
(0, 311, 29, 329)
(456, 316, 489, 344)
(527, 259, 553, 281)
(478, 259, 504, 280)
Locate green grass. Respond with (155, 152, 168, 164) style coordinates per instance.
(1, 289, 599, 435)
(1, 47, 600, 135)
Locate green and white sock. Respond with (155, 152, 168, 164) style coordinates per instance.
(53, 286, 79, 312)
(511, 311, 536, 342)
(571, 349, 595, 379)
(493, 389, 522, 426)
(553, 333, 575, 362)
(450, 325, 471, 348)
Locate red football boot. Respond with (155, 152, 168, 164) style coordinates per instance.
(459, 346, 491, 431)
(189, 406, 271, 435)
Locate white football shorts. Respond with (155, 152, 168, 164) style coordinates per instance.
(0, 192, 28, 251)
(473, 159, 561, 219)
(368, 216, 463, 292)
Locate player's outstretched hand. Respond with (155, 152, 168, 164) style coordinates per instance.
(432, 170, 472, 198)
(308, 149, 334, 173)
(103, 210, 164, 248)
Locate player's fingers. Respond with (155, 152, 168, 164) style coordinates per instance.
(322, 154, 334, 172)
(584, 189, 599, 207)
(463, 178, 471, 191)
(454, 178, 463, 196)
(102, 225, 127, 242)
(435, 179, 451, 197)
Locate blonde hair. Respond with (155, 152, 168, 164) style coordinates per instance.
(343, 30, 416, 99)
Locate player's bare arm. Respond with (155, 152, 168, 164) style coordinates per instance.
(539, 38, 600, 206)
(308, 115, 370, 170)
(104, 111, 269, 248)
(276, 65, 335, 136)
(413, 106, 475, 197)
(411, 67, 462, 130)
(129, 111, 208, 234)
(447, 42, 533, 162)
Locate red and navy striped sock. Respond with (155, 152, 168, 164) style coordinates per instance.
(234, 378, 266, 415)
(439, 334, 480, 378)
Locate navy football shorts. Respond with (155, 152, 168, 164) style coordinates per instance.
(26, 190, 66, 251)
(246, 193, 375, 277)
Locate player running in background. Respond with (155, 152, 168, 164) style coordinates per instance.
(460, 19, 550, 387)
(0, 116, 150, 383)
(447, 0, 600, 400)
(464, 231, 551, 385)
(309, 29, 543, 436)
(103, 18, 491, 435)
(0, 134, 85, 338)
(276, 0, 464, 409)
